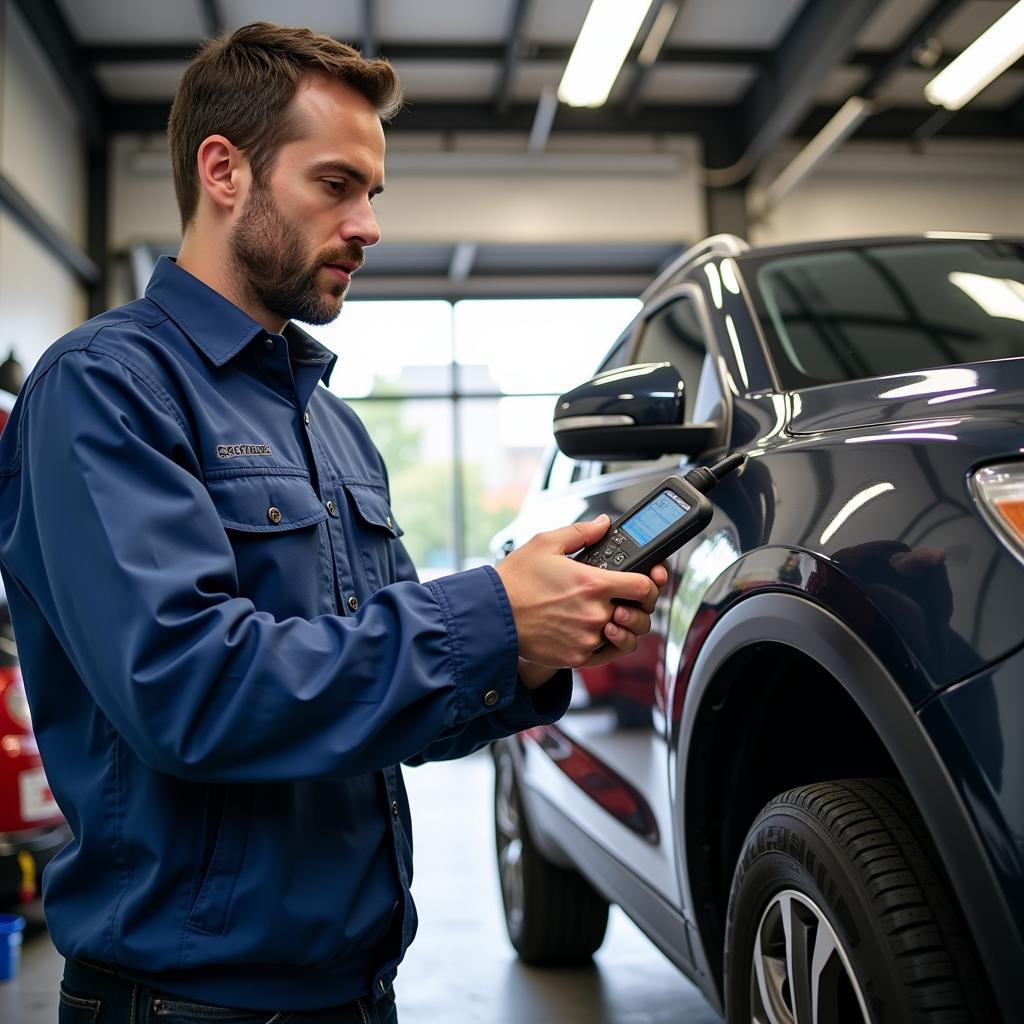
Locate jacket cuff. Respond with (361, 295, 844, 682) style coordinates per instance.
(498, 670, 573, 729)
(425, 565, 520, 725)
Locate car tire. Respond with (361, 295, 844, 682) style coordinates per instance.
(493, 745, 609, 965)
(725, 778, 995, 1023)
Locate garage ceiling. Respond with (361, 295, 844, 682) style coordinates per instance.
(36, 0, 1023, 142)
(7, 0, 1024, 295)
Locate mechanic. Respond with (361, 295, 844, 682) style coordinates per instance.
(0, 22, 667, 1024)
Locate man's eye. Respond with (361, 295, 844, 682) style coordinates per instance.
(323, 180, 345, 194)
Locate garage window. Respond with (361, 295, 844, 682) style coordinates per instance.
(306, 297, 640, 577)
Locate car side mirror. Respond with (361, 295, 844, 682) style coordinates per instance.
(553, 362, 716, 460)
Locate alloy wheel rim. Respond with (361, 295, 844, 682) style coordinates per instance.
(749, 889, 871, 1024)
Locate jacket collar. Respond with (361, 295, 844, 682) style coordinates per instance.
(145, 256, 337, 385)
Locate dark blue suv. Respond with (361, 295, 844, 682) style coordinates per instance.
(491, 234, 1024, 1023)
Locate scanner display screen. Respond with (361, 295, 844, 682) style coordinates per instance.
(620, 490, 691, 546)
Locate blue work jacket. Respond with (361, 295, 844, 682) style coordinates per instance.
(0, 257, 570, 1010)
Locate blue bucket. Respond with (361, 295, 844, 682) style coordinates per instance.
(0, 913, 25, 982)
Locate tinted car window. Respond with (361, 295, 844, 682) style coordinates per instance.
(565, 325, 640, 484)
(749, 240, 1024, 388)
(634, 295, 706, 421)
(598, 295, 713, 477)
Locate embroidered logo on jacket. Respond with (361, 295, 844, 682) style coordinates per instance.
(216, 443, 273, 459)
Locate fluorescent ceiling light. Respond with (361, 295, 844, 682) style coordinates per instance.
(558, 0, 654, 108)
(924, 0, 1024, 110)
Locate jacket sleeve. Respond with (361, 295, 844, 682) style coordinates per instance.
(405, 670, 572, 765)
(373, 435, 573, 764)
(13, 344, 546, 783)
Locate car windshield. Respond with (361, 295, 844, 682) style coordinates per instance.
(748, 239, 1024, 389)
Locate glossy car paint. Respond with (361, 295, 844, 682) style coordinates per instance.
(493, 237, 1024, 1020)
(919, 642, 1024, 939)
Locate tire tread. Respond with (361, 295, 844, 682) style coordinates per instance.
(727, 778, 996, 1022)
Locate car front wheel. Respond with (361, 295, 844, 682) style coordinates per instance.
(725, 778, 994, 1023)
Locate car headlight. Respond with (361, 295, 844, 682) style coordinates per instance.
(973, 463, 1024, 560)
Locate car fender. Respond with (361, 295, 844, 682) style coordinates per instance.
(672, 590, 1023, 1019)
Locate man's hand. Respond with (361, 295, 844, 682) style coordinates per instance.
(495, 515, 668, 687)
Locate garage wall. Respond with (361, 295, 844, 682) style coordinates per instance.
(0, 1, 88, 370)
(113, 129, 1024, 272)
(750, 141, 1024, 246)
(110, 132, 707, 252)
(0, 214, 87, 369)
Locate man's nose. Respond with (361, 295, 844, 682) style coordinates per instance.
(340, 199, 381, 249)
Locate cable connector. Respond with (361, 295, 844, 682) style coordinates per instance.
(684, 452, 747, 495)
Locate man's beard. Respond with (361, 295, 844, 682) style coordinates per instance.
(228, 181, 363, 327)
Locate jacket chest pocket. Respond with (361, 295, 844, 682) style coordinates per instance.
(207, 473, 329, 617)
(341, 482, 403, 592)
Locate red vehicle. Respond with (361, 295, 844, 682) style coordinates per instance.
(0, 397, 70, 906)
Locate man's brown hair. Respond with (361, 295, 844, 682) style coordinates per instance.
(168, 22, 402, 230)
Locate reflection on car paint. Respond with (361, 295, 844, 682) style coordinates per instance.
(524, 725, 660, 844)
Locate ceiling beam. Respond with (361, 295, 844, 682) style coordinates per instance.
(81, 40, 941, 71)
(527, 86, 559, 152)
(197, 0, 223, 38)
(109, 98, 1014, 140)
(109, 100, 737, 135)
(726, 0, 885, 171)
(796, 104, 1019, 140)
(448, 243, 477, 282)
(1010, 91, 1024, 131)
(623, 0, 685, 117)
(10, 0, 106, 150)
(0, 174, 99, 285)
(361, 0, 378, 58)
(857, 0, 964, 99)
(495, 0, 532, 115)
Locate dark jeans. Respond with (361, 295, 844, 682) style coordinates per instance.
(58, 959, 399, 1024)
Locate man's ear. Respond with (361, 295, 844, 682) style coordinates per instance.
(195, 135, 249, 214)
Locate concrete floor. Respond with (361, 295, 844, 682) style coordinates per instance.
(1, 750, 720, 1023)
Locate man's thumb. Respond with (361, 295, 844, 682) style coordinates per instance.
(552, 514, 609, 554)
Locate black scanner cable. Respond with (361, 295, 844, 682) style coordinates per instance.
(683, 451, 747, 495)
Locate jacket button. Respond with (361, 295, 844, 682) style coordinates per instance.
(483, 689, 500, 707)
(386, 515, 393, 528)
(326, 500, 338, 517)
(267, 506, 282, 524)
(263, 337, 274, 350)
(391, 800, 399, 818)
(348, 596, 359, 612)
(304, 411, 310, 426)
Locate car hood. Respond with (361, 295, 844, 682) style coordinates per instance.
(787, 360, 1024, 439)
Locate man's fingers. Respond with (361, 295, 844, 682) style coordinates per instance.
(612, 605, 652, 637)
(545, 515, 610, 555)
(603, 621, 639, 655)
(602, 570, 658, 606)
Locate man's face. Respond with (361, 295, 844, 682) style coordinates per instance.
(228, 76, 386, 327)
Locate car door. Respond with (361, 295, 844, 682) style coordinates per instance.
(522, 283, 729, 914)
